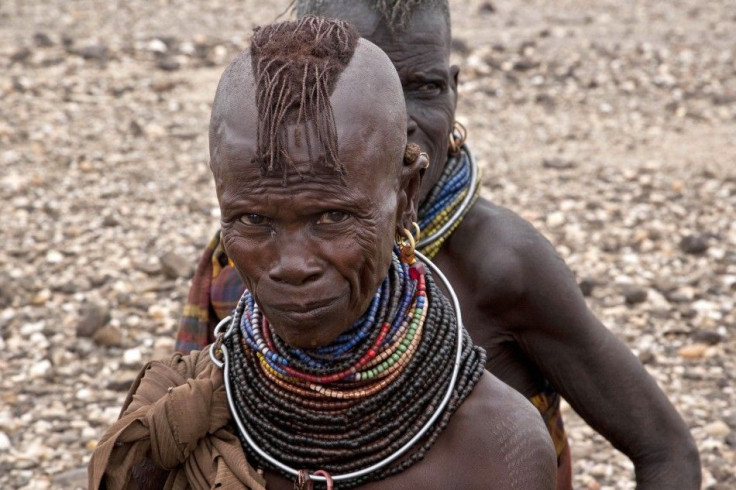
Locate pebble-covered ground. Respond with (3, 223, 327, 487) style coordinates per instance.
(1, 1, 734, 488)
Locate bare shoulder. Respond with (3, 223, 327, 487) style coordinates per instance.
(440, 199, 553, 303)
(441, 198, 580, 312)
(444, 371, 557, 489)
(369, 371, 557, 490)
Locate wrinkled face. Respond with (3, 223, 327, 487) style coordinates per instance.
(314, 3, 458, 199)
(212, 43, 412, 349)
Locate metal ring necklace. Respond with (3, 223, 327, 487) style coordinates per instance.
(210, 250, 463, 485)
(416, 144, 479, 250)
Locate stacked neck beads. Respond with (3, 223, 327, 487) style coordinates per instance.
(225, 250, 487, 488)
(417, 146, 481, 259)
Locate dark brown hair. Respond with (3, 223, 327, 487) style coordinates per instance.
(250, 15, 359, 176)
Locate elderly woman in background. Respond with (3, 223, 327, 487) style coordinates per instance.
(89, 16, 556, 489)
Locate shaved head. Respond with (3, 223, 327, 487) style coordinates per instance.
(209, 16, 407, 180)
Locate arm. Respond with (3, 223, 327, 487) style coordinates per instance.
(486, 209, 701, 489)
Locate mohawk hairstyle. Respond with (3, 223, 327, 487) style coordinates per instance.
(296, 0, 450, 33)
(250, 15, 359, 175)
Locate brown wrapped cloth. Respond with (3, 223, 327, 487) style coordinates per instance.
(87, 350, 267, 489)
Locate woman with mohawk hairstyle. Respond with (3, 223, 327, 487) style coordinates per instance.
(174, 1, 701, 489)
(90, 16, 556, 490)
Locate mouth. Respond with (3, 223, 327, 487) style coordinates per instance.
(269, 296, 342, 314)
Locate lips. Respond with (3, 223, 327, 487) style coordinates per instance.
(268, 296, 341, 314)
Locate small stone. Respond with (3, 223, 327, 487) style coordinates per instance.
(703, 420, 731, 437)
(123, 348, 143, 366)
(0, 282, 12, 308)
(692, 330, 723, 345)
(579, 277, 597, 297)
(45, 250, 63, 264)
(677, 343, 708, 359)
(86, 440, 98, 451)
(135, 260, 162, 276)
(92, 325, 124, 347)
(667, 287, 694, 303)
(479, 1, 496, 14)
(623, 286, 648, 305)
(0, 431, 10, 451)
(680, 234, 709, 255)
(157, 57, 180, 71)
(147, 38, 168, 53)
(10, 47, 32, 63)
(151, 79, 176, 93)
(77, 44, 108, 61)
(542, 158, 577, 170)
(106, 370, 139, 392)
(152, 337, 175, 360)
(30, 288, 51, 306)
(33, 32, 54, 47)
(160, 251, 193, 279)
(29, 359, 52, 379)
(546, 211, 565, 228)
(638, 350, 656, 365)
(102, 215, 120, 227)
(76, 388, 93, 401)
(451, 38, 470, 56)
(50, 467, 87, 488)
(129, 119, 145, 137)
(76, 303, 111, 338)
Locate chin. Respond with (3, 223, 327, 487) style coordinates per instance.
(272, 323, 342, 350)
(262, 301, 351, 350)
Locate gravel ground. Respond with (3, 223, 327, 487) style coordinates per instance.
(1, 1, 734, 488)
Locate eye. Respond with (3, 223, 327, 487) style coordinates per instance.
(416, 82, 441, 92)
(316, 211, 350, 224)
(239, 213, 269, 226)
(408, 81, 443, 97)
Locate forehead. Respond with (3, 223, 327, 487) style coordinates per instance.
(317, 4, 450, 60)
(216, 115, 398, 198)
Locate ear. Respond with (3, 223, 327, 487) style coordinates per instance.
(396, 149, 428, 232)
(450, 64, 460, 111)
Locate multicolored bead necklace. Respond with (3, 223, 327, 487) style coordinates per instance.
(417, 144, 481, 259)
(213, 250, 486, 489)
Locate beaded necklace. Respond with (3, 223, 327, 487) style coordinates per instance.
(417, 145, 481, 259)
(211, 250, 486, 489)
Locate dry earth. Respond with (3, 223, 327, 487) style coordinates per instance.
(1, 0, 735, 488)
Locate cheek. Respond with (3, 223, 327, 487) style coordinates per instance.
(342, 211, 396, 302)
(220, 229, 266, 292)
(408, 104, 454, 171)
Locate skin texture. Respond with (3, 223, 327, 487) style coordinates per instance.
(207, 38, 556, 488)
(304, 2, 702, 488)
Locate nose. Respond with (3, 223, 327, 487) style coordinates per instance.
(268, 232, 323, 286)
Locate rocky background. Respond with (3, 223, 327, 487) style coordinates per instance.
(1, 0, 734, 488)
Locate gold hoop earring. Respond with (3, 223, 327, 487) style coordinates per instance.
(397, 227, 417, 264)
(448, 121, 467, 156)
(411, 222, 421, 243)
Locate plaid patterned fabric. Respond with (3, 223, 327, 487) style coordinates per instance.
(174, 231, 245, 353)
(529, 384, 569, 459)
